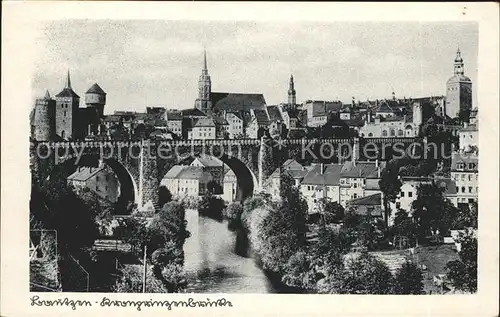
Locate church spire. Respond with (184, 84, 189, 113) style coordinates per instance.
(44, 90, 51, 100)
(454, 47, 464, 75)
(288, 73, 296, 106)
(66, 69, 72, 89)
(203, 49, 207, 70)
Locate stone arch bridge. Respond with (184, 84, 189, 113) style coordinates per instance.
(29, 137, 421, 209)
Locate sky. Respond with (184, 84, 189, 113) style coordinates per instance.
(32, 20, 478, 114)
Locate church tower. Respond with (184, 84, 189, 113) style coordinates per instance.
(446, 48, 472, 121)
(194, 49, 212, 113)
(288, 74, 296, 106)
(55, 70, 80, 140)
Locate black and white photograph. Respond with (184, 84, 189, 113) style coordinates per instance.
(2, 2, 499, 316)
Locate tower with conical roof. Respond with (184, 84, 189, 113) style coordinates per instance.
(85, 83, 106, 118)
(32, 90, 56, 140)
(446, 48, 472, 121)
(55, 70, 80, 140)
(288, 74, 296, 106)
(194, 49, 212, 113)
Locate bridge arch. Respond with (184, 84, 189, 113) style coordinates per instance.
(52, 154, 138, 212)
(168, 153, 258, 202)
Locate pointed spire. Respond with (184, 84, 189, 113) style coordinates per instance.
(66, 69, 72, 89)
(44, 90, 51, 100)
(203, 49, 207, 70)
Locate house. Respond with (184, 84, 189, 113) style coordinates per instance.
(188, 117, 216, 140)
(246, 109, 270, 139)
(300, 163, 343, 214)
(267, 105, 284, 138)
(213, 115, 229, 139)
(339, 160, 386, 207)
(304, 100, 343, 127)
(268, 159, 309, 200)
(190, 154, 227, 192)
(166, 110, 183, 137)
(163, 165, 213, 198)
(223, 169, 238, 203)
(451, 152, 478, 206)
(346, 193, 384, 218)
(458, 123, 478, 152)
(67, 161, 120, 203)
(160, 165, 186, 196)
(224, 112, 244, 138)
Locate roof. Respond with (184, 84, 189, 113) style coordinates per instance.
(376, 101, 395, 114)
(104, 115, 122, 123)
(451, 152, 478, 171)
(435, 177, 457, 196)
(191, 155, 224, 167)
(163, 165, 186, 179)
(340, 161, 386, 179)
(86, 83, 106, 95)
(55, 88, 80, 99)
(177, 166, 206, 180)
(166, 110, 183, 121)
(193, 117, 216, 127)
(68, 166, 105, 182)
(460, 124, 478, 132)
(347, 193, 382, 206)
(225, 111, 243, 121)
(211, 92, 267, 111)
(307, 100, 343, 117)
(253, 109, 270, 126)
(447, 74, 472, 83)
(212, 115, 229, 125)
(182, 108, 207, 118)
(267, 106, 283, 122)
(301, 164, 343, 186)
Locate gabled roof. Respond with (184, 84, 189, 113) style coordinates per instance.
(163, 165, 186, 179)
(340, 161, 386, 179)
(55, 88, 80, 99)
(86, 83, 106, 95)
(191, 155, 224, 168)
(376, 101, 395, 114)
(347, 193, 382, 206)
(267, 106, 283, 122)
(182, 108, 207, 118)
(177, 166, 207, 180)
(211, 92, 267, 111)
(166, 110, 182, 121)
(68, 166, 105, 182)
(451, 152, 478, 171)
(212, 115, 229, 125)
(253, 109, 270, 126)
(193, 117, 216, 127)
(301, 164, 343, 186)
(307, 100, 343, 117)
(225, 111, 243, 121)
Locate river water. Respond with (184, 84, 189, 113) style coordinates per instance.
(182, 209, 279, 293)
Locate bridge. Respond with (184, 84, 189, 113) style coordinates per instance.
(30, 137, 421, 210)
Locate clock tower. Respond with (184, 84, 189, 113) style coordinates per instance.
(446, 48, 472, 122)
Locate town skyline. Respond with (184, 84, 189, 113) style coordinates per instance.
(32, 20, 478, 114)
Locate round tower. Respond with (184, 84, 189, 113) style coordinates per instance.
(412, 101, 423, 128)
(85, 83, 106, 118)
(32, 90, 56, 141)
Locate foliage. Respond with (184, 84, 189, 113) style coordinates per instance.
(445, 231, 477, 293)
(342, 252, 394, 294)
(391, 209, 417, 242)
(281, 250, 317, 290)
(315, 198, 345, 224)
(161, 263, 187, 293)
(114, 264, 169, 293)
(452, 202, 478, 230)
(393, 261, 424, 294)
(411, 182, 457, 239)
(158, 186, 172, 209)
(198, 191, 225, 221)
(207, 180, 223, 195)
(223, 202, 244, 230)
(378, 160, 402, 221)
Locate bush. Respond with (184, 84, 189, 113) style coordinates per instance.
(393, 261, 424, 294)
(223, 202, 244, 230)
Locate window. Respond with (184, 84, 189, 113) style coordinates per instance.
(461, 174, 465, 181)
(354, 183, 357, 188)
(468, 198, 474, 203)
(382, 130, 388, 137)
(476, 187, 478, 193)
(353, 193, 358, 199)
(308, 185, 311, 191)
(456, 186, 459, 193)
(400, 191, 405, 197)
(462, 186, 466, 193)
(398, 129, 404, 136)
(408, 192, 413, 198)
(396, 202, 401, 209)
(469, 187, 473, 193)
(390, 129, 396, 136)
(468, 175, 472, 181)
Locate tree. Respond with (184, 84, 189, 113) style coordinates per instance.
(391, 209, 417, 244)
(223, 202, 244, 230)
(393, 261, 424, 294)
(198, 191, 225, 221)
(281, 250, 317, 291)
(378, 160, 402, 223)
(158, 186, 172, 209)
(452, 202, 478, 230)
(316, 198, 345, 224)
(445, 231, 477, 293)
(411, 182, 457, 241)
(343, 252, 394, 294)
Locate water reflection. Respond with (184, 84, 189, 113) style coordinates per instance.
(183, 209, 276, 293)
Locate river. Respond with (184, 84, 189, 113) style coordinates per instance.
(182, 209, 284, 293)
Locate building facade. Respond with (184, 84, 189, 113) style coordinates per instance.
(67, 162, 120, 203)
(445, 48, 473, 121)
